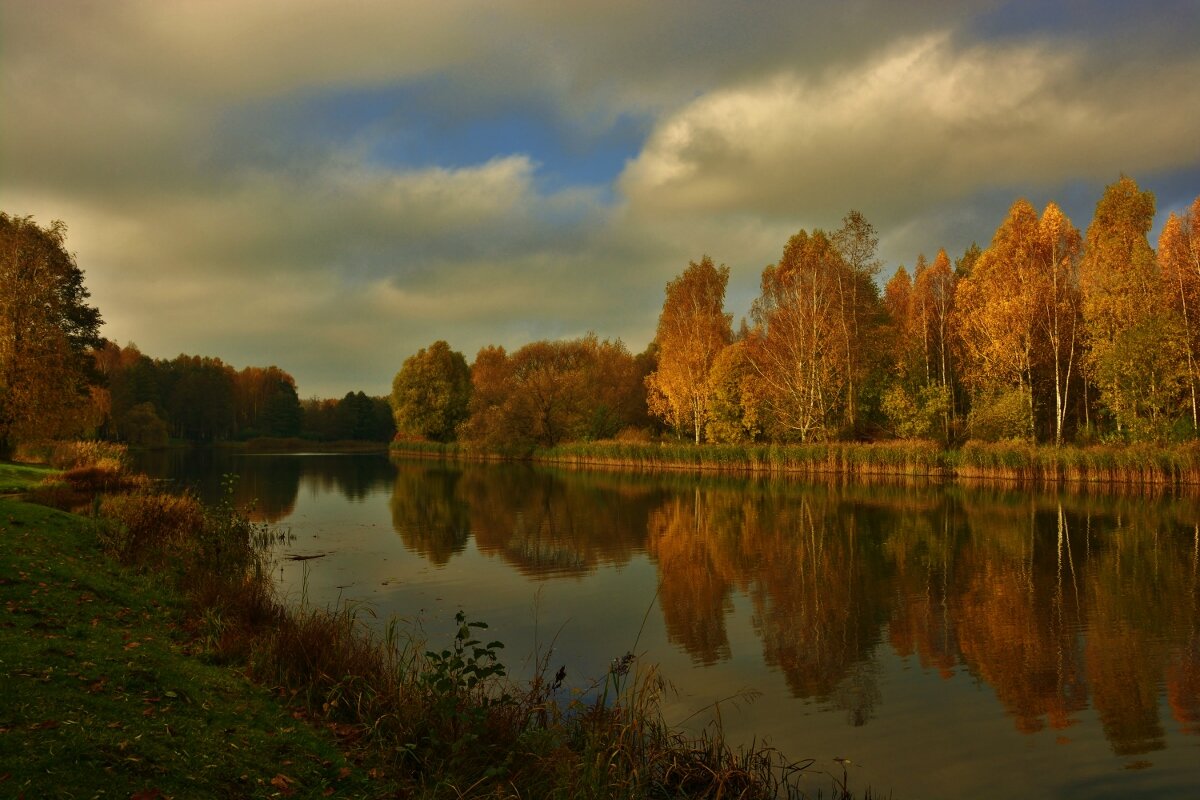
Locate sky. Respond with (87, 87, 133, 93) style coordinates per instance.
(3, 0, 1199, 398)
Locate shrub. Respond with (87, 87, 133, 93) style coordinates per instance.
(47, 440, 128, 470)
(967, 389, 1032, 442)
(98, 490, 205, 564)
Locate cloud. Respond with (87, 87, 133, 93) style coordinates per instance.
(620, 32, 1200, 227)
(3, 2, 1198, 396)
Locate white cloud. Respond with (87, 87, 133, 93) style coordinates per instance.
(620, 32, 1200, 225)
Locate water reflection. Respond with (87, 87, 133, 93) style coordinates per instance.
(132, 450, 1200, 763)
(385, 463, 1200, 757)
(131, 448, 396, 522)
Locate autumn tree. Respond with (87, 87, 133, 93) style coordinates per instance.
(460, 345, 514, 451)
(462, 335, 644, 454)
(954, 201, 1083, 442)
(579, 334, 649, 439)
(1158, 195, 1200, 431)
(915, 250, 955, 391)
(955, 201, 1042, 438)
(883, 265, 916, 380)
(1080, 177, 1184, 439)
(390, 340, 471, 442)
(0, 214, 103, 456)
(748, 230, 849, 441)
(1037, 203, 1083, 445)
(646, 256, 732, 443)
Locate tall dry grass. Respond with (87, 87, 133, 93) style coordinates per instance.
(952, 441, 1200, 487)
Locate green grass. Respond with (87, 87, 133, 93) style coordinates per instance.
(0, 462, 56, 492)
(0, 498, 391, 798)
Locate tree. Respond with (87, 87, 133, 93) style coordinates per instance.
(260, 379, 302, 437)
(164, 355, 236, 442)
(390, 340, 471, 442)
(1079, 176, 1181, 438)
(233, 365, 300, 437)
(748, 230, 849, 441)
(831, 210, 885, 429)
(883, 265, 920, 385)
(705, 341, 765, 443)
(955, 200, 1042, 435)
(0, 214, 103, 456)
(1158, 195, 1200, 431)
(462, 335, 644, 453)
(646, 256, 732, 443)
(1036, 203, 1083, 445)
(955, 200, 1081, 442)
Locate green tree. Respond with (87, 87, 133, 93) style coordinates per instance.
(0, 214, 103, 456)
(164, 355, 236, 442)
(122, 402, 169, 448)
(390, 340, 471, 442)
(705, 341, 764, 443)
(831, 210, 885, 430)
(1079, 176, 1181, 438)
(261, 379, 302, 437)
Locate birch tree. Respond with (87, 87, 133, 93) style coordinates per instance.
(749, 230, 849, 441)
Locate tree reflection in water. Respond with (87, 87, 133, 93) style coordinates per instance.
(385, 463, 1200, 756)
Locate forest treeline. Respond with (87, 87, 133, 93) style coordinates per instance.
(2, 176, 1198, 459)
(390, 177, 1200, 453)
(0, 212, 392, 456)
(88, 343, 395, 446)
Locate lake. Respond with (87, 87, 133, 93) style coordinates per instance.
(132, 449, 1200, 799)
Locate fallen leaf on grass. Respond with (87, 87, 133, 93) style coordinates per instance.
(130, 789, 163, 800)
(270, 774, 296, 796)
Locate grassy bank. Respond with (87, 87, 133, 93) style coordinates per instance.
(0, 497, 384, 798)
(0, 462, 56, 492)
(3, 457, 862, 799)
(391, 438, 1200, 488)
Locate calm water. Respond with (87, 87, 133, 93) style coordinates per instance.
(132, 450, 1200, 799)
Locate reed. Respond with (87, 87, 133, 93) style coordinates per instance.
(393, 437, 1200, 490)
(953, 441, 1200, 487)
(538, 439, 949, 479)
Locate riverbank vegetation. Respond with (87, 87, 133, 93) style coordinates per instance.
(2, 451, 865, 798)
(391, 437, 1200, 488)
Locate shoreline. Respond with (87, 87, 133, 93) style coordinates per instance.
(389, 438, 1200, 490)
